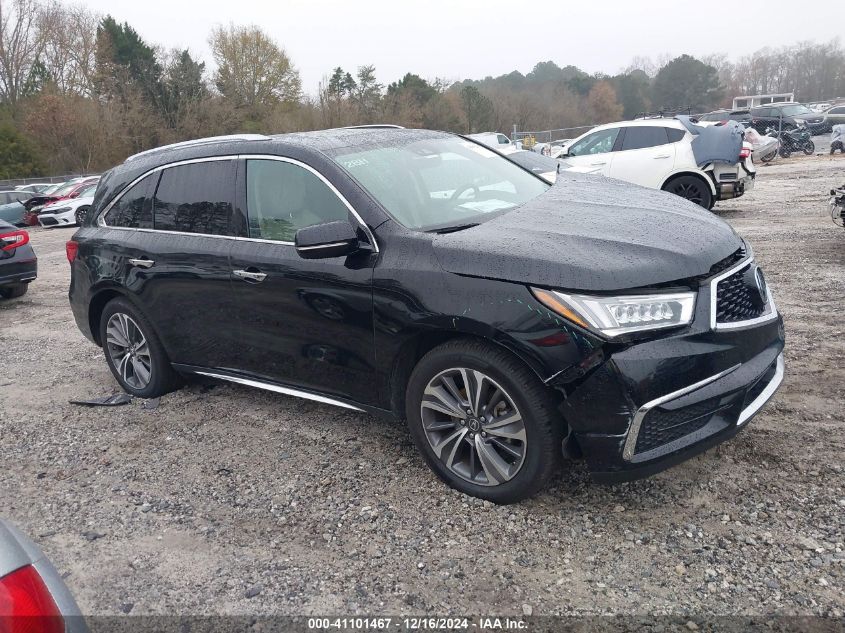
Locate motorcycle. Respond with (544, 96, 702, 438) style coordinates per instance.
(830, 184, 845, 230)
(766, 126, 815, 157)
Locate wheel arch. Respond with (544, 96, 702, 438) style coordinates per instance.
(87, 286, 156, 347)
(387, 327, 554, 420)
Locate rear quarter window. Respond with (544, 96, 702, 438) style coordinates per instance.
(103, 173, 158, 229)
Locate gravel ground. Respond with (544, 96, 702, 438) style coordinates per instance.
(0, 153, 843, 619)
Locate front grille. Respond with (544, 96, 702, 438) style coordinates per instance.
(716, 264, 766, 323)
(40, 217, 58, 226)
(635, 397, 721, 454)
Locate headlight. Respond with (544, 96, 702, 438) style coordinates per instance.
(531, 288, 696, 338)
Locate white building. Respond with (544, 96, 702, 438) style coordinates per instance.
(732, 93, 794, 110)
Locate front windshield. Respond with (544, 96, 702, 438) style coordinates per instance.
(331, 136, 549, 231)
(780, 105, 811, 116)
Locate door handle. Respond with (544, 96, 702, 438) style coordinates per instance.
(653, 154, 671, 159)
(128, 258, 154, 269)
(233, 269, 267, 283)
(590, 162, 607, 166)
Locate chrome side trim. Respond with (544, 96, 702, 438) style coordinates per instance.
(98, 154, 379, 253)
(737, 353, 784, 426)
(622, 364, 741, 461)
(295, 241, 349, 251)
(709, 257, 778, 330)
(192, 370, 365, 412)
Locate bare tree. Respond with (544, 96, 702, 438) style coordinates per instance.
(36, 1, 99, 96)
(209, 23, 301, 110)
(0, 0, 45, 111)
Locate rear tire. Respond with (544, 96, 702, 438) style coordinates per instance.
(0, 283, 28, 299)
(663, 175, 713, 209)
(405, 339, 562, 504)
(99, 297, 182, 398)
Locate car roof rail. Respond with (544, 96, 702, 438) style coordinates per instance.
(124, 134, 271, 162)
(341, 124, 405, 129)
(634, 106, 693, 120)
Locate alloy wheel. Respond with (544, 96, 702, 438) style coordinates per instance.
(420, 368, 526, 486)
(671, 181, 704, 205)
(105, 313, 152, 390)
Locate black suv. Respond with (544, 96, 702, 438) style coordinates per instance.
(697, 109, 752, 125)
(68, 129, 785, 503)
(750, 103, 827, 135)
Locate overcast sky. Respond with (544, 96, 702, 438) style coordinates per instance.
(80, 0, 843, 94)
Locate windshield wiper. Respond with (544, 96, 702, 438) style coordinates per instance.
(429, 223, 480, 234)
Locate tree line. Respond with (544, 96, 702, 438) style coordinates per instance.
(1, 0, 844, 179)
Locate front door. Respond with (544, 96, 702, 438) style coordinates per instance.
(563, 127, 621, 176)
(226, 157, 378, 406)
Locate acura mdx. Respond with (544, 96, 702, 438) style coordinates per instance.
(68, 128, 785, 503)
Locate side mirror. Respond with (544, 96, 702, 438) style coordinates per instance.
(295, 220, 359, 260)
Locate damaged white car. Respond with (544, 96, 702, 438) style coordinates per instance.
(558, 117, 755, 209)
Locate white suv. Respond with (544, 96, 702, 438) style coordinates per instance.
(559, 118, 755, 209)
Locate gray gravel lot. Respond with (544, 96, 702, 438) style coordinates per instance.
(0, 153, 843, 618)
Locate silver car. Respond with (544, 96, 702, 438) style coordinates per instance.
(0, 520, 88, 632)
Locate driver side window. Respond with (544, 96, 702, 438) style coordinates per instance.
(246, 159, 350, 243)
(568, 128, 620, 157)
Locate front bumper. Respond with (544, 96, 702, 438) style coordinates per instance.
(557, 262, 785, 483)
(38, 210, 75, 227)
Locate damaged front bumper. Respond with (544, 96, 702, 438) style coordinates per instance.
(557, 307, 785, 483)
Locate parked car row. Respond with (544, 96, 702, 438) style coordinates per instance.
(698, 101, 845, 135)
(0, 175, 100, 228)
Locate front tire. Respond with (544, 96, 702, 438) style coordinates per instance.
(663, 175, 713, 209)
(75, 206, 90, 226)
(0, 283, 28, 299)
(803, 141, 815, 155)
(99, 297, 181, 398)
(405, 340, 562, 504)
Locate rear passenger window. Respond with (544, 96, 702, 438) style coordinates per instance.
(153, 161, 239, 235)
(246, 159, 350, 243)
(620, 126, 670, 151)
(666, 128, 685, 143)
(104, 173, 157, 229)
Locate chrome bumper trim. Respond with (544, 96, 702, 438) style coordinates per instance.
(622, 364, 741, 462)
(737, 353, 784, 426)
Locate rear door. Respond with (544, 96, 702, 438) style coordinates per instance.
(226, 156, 378, 404)
(112, 158, 242, 369)
(608, 125, 677, 189)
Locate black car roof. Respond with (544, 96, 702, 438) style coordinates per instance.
(93, 127, 451, 217)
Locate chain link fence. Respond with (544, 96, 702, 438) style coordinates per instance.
(0, 173, 99, 190)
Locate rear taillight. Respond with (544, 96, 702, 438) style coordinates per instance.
(0, 565, 64, 633)
(0, 230, 29, 252)
(66, 240, 79, 263)
(739, 147, 752, 159)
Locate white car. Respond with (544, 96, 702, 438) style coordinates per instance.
(558, 118, 755, 209)
(37, 184, 97, 227)
(467, 132, 521, 150)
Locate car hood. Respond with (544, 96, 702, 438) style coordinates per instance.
(431, 173, 743, 292)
